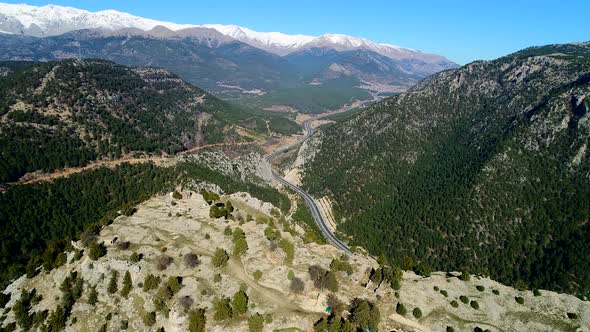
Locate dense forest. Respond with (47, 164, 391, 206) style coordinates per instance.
(303, 43, 590, 297)
(0, 161, 290, 288)
(0, 60, 299, 183)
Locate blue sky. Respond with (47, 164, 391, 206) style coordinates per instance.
(4, 0, 590, 64)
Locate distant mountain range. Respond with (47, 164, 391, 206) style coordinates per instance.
(0, 2, 457, 112)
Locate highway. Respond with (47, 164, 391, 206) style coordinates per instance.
(265, 121, 352, 255)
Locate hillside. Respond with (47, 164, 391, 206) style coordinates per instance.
(0, 59, 298, 183)
(0, 3, 458, 113)
(302, 43, 590, 297)
(1, 189, 588, 331)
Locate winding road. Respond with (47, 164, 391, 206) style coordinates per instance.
(265, 121, 352, 255)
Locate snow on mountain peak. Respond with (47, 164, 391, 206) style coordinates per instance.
(0, 2, 451, 63)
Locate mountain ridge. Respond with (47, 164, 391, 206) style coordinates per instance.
(0, 2, 456, 66)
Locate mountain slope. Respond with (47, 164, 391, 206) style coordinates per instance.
(0, 59, 294, 183)
(302, 43, 590, 297)
(0, 29, 301, 95)
(0, 2, 457, 109)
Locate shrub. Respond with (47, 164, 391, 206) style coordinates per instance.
(189, 308, 207, 332)
(290, 277, 305, 293)
(326, 293, 346, 315)
(325, 271, 339, 292)
(129, 252, 141, 263)
(470, 301, 480, 309)
(413, 307, 422, 318)
(567, 312, 579, 319)
(459, 295, 469, 304)
(329, 258, 353, 275)
(179, 296, 194, 310)
(450, 300, 459, 308)
(492, 289, 500, 295)
(461, 270, 470, 281)
(88, 241, 106, 260)
(184, 253, 200, 268)
(287, 270, 295, 280)
(446, 327, 455, 332)
(248, 313, 264, 332)
(440, 290, 448, 297)
(224, 226, 232, 236)
(515, 296, 524, 304)
(116, 241, 131, 250)
(253, 270, 262, 281)
(533, 289, 541, 297)
(213, 274, 222, 283)
(414, 263, 432, 277)
(396, 303, 407, 316)
(200, 191, 219, 205)
(213, 298, 232, 321)
(232, 290, 249, 316)
(172, 191, 183, 199)
(212, 248, 229, 268)
(143, 274, 161, 292)
(156, 255, 173, 271)
(279, 239, 295, 264)
(264, 226, 281, 242)
(143, 312, 156, 326)
(120, 320, 129, 330)
(476, 285, 485, 292)
(433, 286, 439, 291)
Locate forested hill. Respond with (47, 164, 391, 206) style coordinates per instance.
(303, 43, 590, 297)
(0, 60, 294, 183)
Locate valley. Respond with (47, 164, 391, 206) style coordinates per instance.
(0, 2, 589, 331)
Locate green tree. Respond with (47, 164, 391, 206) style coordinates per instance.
(213, 298, 232, 321)
(413, 307, 422, 318)
(88, 241, 106, 261)
(349, 299, 380, 331)
(248, 313, 264, 332)
(212, 248, 229, 268)
(143, 312, 156, 326)
(232, 228, 248, 256)
(107, 271, 118, 294)
(326, 271, 339, 292)
(121, 271, 132, 298)
(264, 226, 281, 242)
(143, 274, 161, 292)
(231, 290, 249, 316)
(88, 286, 98, 305)
(396, 303, 407, 316)
(253, 270, 262, 281)
(188, 308, 207, 332)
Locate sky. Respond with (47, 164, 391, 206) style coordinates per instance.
(3, 0, 590, 64)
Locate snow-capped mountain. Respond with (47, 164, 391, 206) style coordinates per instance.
(0, 3, 196, 36)
(0, 2, 453, 64)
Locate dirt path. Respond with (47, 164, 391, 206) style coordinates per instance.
(149, 224, 313, 314)
(14, 140, 262, 185)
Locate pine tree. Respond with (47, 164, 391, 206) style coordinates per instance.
(107, 271, 118, 294)
(231, 290, 248, 316)
(120, 271, 132, 298)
